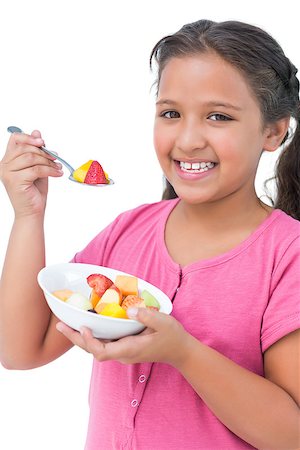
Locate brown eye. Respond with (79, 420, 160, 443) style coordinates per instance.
(209, 113, 232, 121)
(162, 110, 180, 119)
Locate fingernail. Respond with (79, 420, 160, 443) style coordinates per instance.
(127, 307, 139, 318)
(56, 323, 63, 332)
(35, 138, 44, 145)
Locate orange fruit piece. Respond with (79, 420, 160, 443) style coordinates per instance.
(52, 289, 74, 301)
(90, 289, 101, 309)
(114, 275, 138, 296)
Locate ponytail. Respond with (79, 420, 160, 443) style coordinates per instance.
(273, 122, 300, 220)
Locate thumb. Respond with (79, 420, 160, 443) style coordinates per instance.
(127, 307, 168, 330)
(31, 129, 43, 139)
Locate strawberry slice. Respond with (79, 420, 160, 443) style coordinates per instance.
(87, 273, 113, 297)
(84, 161, 108, 184)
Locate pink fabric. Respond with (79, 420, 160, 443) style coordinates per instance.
(72, 199, 300, 450)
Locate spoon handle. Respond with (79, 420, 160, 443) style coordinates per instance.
(39, 146, 75, 175)
(7, 126, 75, 175)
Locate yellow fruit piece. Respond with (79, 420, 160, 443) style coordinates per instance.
(99, 302, 128, 319)
(104, 171, 109, 181)
(52, 289, 74, 301)
(114, 275, 138, 297)
(73, 160, 93, 183)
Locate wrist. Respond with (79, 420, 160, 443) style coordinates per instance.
(171, 331, 197, 371)
(14, 211, 45, 224)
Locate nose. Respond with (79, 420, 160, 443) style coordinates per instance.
(175, 118, 207, 154)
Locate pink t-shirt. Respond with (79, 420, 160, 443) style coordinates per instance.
(73, 199, 300, 450)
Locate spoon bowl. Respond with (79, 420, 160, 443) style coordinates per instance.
(7, 126, 114, 186)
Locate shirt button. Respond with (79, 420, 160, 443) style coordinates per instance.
(138, 374, 146, 383)
(131, 399, 139, 407)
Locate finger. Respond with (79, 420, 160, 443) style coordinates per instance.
(4, 138, 54, 164)
(31, 130, 42, 139)
(9, 152, 62, 172)
(80, 326, 112, 343)
(79, 327, 138, 361)
(56, 322, 89, 351)
(78, 326, 135, 362)
(9, 131, 44, 148)
(12, 164, 63, 183)
(138, 327, 155, 336)
(0, 162, 63, 187)
(30, 130, 48, 148)
(79, 326, 108, 359)
(96, 331, 154, 363)
(127, 307, 169, 331)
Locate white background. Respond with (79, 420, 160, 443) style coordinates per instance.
(0, 1, 298, 449)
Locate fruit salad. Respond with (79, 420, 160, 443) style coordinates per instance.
(72, 160, 109, 184)
(52, 273, 161, 319)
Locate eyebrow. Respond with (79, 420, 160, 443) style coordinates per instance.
(156, 99, 242, 111)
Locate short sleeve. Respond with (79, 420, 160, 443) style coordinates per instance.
(70, 214, 122, 266)
(261, 236, 300, 352)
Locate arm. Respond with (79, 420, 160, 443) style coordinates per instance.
(56, 308, 300, 449)
(177, 328, 300, 450)
(0, 131, 73, 369)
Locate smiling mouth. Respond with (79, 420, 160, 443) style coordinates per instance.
(176, 160, 217, 174)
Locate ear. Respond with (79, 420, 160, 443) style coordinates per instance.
(263, 117, 290, 152)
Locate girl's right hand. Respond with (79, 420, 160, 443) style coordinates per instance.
(0, 130, 63, 218)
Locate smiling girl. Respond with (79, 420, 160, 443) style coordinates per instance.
(0, 19, 299, 450)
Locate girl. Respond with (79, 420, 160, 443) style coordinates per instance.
(0, 19, 299, 450)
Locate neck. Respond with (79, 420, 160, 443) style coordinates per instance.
(176, 190, 272, 233)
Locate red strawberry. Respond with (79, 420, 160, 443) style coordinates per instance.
(87, 274, 113, 297)
(84, 161, 108, 184)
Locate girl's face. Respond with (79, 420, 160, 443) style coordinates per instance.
(154, 53, 271, 205)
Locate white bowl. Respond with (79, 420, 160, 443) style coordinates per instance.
(38, 263, 173, 339)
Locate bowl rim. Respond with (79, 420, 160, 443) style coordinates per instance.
(37, 262, 173, 324)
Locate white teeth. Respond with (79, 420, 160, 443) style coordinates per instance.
(179, 161, 215, 173)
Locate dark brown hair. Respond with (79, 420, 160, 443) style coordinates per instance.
(150, 20, 300, 220)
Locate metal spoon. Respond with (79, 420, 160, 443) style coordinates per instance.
(7, 126, 114, 186)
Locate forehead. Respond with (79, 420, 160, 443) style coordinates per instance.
(158, 53, 259, 110)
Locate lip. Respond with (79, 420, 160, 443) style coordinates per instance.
(173, 160, 218, 181)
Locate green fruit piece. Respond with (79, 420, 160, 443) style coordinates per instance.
(141, 289, 160, 310)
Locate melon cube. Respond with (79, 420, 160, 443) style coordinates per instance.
(52, 289, 74, 301)
(114, 275, 138, 297)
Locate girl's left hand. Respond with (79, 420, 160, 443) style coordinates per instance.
(56, 308, 190, 368)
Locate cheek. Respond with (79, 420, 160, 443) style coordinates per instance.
(153, 123, 172, 157)
(213, 130, 259, 164)
(217, 139, 262, 187)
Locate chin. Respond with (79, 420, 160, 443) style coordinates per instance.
(172, 186, 212, 205)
